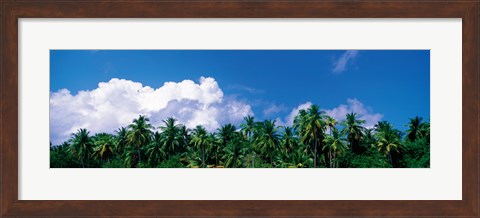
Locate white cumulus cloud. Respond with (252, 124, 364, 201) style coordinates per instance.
(50, 77, 253, 145)
(332, 50, 359, 73)
(324, 98, 383, 128)
(276, 99, 382, 129)
(276, 102, 312, 127)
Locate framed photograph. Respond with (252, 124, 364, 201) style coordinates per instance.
(1, 1, 478, 217)
(49, 49, 431, 170)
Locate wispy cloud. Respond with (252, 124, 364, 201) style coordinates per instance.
(103, 62, 115, 74)
(263, 103, 287, 116)
(332, 50, 359, 73)
(226, 84, 264, 94)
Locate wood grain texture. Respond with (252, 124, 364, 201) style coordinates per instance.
(1, 0, 479, 217)
(1, 1, 477, 18)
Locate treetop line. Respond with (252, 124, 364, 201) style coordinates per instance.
(50, 104, 430, 168)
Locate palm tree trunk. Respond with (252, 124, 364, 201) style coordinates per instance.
(314, 139, 317, 168)
(252, 153, 255, 168)
(137, 149, 141, 163)
(137, 141, 142, 163)
(332, 153, 335, 168)
(329, 148, 332, 168)
(202, 145, 205, 168)
(333, 152, 336, 168)
(331, 151, 333, 168)
(388, 152, 393, 166)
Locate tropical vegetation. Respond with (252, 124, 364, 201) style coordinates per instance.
(51, 105, 430, 168)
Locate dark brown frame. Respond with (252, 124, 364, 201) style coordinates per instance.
(1, 0, 478, 217)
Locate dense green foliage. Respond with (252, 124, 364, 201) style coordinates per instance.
(50, 105, 430, 168)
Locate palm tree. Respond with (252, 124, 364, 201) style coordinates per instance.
(325, 115, 337, 136)
(114, 127, 128, 154)
(363, 128, 377, 148)
(293, 109, 308, 133)
(146, 131, 166, 167)
(323, 128, 346, 168)
(126, 115, 153, 164)
(178, 125, 191, 151)
(287, 147, 314, 168)
(254, 120, 281, 164)
(191, 125, 209, 167)
(59, 141, 70, 151)
(51, 141, 73, 168)
(406, 116, 423, 142)
(342, 112, 366, 154)
(222, 136, 247, 168)
(420, 121, 430, 143)
(293, 108, 310, 155)
(240, 116, 257, 166)
(374, 121, 402, 165)
(206, 133, 221, 166)
(92, 133, 115, 162)
(216, 124, 237, 165)
(282, 127, 298, 155)
(240, 115, 255, 140)
(217, 124, 237, 145)
(299, 105, 326, 168)
(124, 145, 138, 167)
(69, 128, 94, 168)
(159, 117, 182, 158)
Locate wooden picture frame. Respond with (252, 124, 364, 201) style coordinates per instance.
(1, 1, 478, 217)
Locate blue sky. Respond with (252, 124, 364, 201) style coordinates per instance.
(50, 50, 429, 144)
